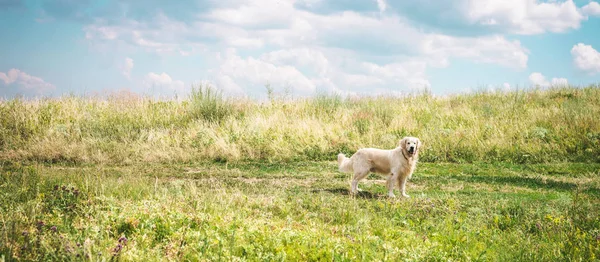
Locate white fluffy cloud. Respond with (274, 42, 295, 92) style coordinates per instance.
(467, 0, 585, 34)
(571, 43, 600, 75)
(263, 48, 431, 92)
(375, 0, 387, 13)
(144, 72, 186, 95)
(120, 57, 134, 79)
(84, 13, 207, 55)
(0, 68, 55, 92)
(422, 34, 529, 69)
(529, 72, 568, 87)
(582, 2, 600, 16)
(212, 48, 316, 95)
(392, 0, 595, 35)
(82, 1, 532, 97)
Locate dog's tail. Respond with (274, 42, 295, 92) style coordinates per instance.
(337, 153, 353, 173)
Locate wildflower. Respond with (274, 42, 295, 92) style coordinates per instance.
(36, 221, 45, 231)
(54, 185, 59, 191)
(113, 244, 123, 254)
(50, 226, 57, 232)
(118, 236, 128, 245)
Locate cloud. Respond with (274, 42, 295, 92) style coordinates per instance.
(466, 0, 584, 34)
(78, 1, 530, 97)
(206, 47, 431, 98)
(528, 72, 568, 87)
(390, 0, 591, 35)
(211, 48, 316, 96)
(582, 2, 600, 16)
(0, 68, 55, 93)
(571, 43, 600, 75)
(529, 72, 546, 86)
(82, 2, 529, 68)
(375, 0, 387, 13)
(481, 82, 514, 93)
(422, 34, 529, 69)
(84, 13, 208, 55)
(552, 77, 569, 86)
(120, 57, 134, 79)
(143, 72, 186, 95)
(213, 74, 245, 96)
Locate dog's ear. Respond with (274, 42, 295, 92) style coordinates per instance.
(398, 137, 407, 149)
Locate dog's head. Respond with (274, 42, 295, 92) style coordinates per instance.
(399, 136, 421, 156)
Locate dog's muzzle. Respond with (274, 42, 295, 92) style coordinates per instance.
(408, 147, 415, 154)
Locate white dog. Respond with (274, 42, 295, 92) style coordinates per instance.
(337, 136, 421, 198)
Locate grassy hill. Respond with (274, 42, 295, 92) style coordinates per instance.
(1, 85, 599, 165)
(1, 85, 599, 261)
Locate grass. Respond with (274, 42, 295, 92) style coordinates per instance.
(1, 84, 600, 261)
(1, 161, 599, 261)
(0, 85, 599, 164)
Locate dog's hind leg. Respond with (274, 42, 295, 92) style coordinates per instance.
(350, 170, 369, 195)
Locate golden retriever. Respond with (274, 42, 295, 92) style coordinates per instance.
(337, 136, 421, 198)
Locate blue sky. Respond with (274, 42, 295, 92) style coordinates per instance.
(1, 0, 600, 99)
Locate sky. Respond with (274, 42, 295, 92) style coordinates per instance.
(1, 0, 600, 99)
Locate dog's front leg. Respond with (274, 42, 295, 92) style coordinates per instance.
(399, 175, 410, 198)
(387, 173, 399, 198)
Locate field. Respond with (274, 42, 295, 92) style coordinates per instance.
(1, 85, 600, 261)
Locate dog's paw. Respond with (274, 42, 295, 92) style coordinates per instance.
(387, 193, 396, 198)
(356, 187, 363, 192)
(402, 193, 410, 198)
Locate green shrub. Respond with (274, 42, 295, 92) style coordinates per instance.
(187, 84, 233, 124)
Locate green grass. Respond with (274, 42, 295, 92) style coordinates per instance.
(1, 161, 599, 261)
(1, 85, 600, 261)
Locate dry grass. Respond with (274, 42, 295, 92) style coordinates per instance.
(1, 84, 599, 164)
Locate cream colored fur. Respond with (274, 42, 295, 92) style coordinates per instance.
(337, 136, 421, 198)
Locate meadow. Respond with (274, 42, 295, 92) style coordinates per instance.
(1, 85, 599, 261)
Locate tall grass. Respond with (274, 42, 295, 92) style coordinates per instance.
(1, 84, 599, 164)
(188, 85, 235, 124)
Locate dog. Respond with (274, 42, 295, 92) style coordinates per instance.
(337, 136, 421, 198)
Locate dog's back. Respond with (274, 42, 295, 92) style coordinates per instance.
(338, 147, 394, 174)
